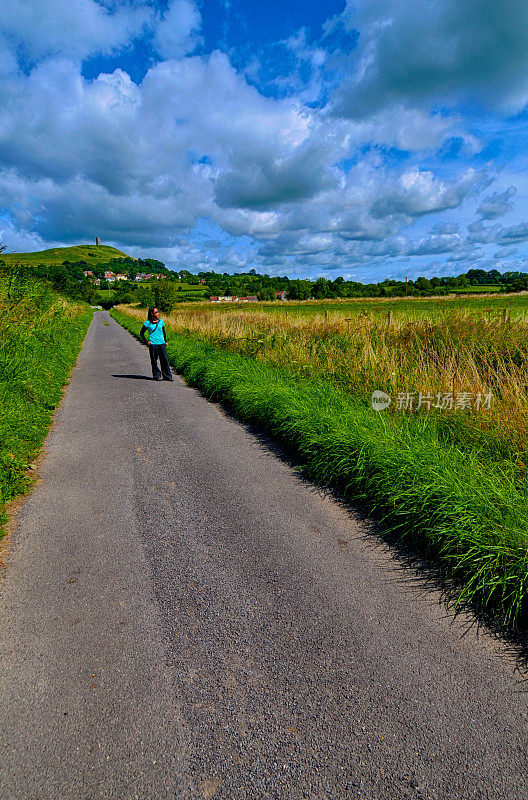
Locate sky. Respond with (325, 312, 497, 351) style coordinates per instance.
(2, 1, 528, 281)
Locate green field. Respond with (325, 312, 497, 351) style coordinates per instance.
(257, 293, 528, 319)
(174, 291, 528, 322)
(174, 282, 207, 292)
(448, 284, 504, 293)
(0, 244, 133, 268)
(96, 288, 116, 302)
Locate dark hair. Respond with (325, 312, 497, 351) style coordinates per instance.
(147, 306, 156, 322)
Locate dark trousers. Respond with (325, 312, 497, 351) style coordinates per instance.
(149, 343, 173, 380)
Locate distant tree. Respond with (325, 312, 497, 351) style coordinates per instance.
(154, 281, 179, 312)
(313, 277, 330, 299)
(288, 279, 311, 300)
(511, 276, 528, 292)
(137, 285, 155, 307)
(113, 281, 137, 304)
(415, 277, 433, 293)
(117, 290, 135, 303)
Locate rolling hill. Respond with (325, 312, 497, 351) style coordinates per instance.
(0, 244, 135, 268)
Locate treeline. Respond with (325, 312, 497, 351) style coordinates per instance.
(106, 265, 528, 312)
(5, 252, 527, 309)
(198, 267, 527, 300)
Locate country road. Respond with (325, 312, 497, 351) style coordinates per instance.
(0, 310, 527, 800)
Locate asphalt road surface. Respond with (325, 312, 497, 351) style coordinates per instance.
(0, 311, 527, 800)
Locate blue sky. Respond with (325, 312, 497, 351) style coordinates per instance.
(2, 0, 528, 281)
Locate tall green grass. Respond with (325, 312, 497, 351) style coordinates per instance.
(0, 269, 93, 532)
(112, 308, 528, 630)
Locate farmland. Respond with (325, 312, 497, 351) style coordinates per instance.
(113, 293, 528, 630)
(201, 292, 528, 319)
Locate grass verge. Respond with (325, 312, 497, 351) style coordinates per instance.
(0, 269, 93, 535)
(112, 308, 528, 630)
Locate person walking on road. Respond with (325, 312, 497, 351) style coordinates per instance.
(140, 306, 173, 381)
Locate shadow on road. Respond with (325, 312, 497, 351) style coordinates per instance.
(207, 392, 528, 677)
(111, 374, 154, 381)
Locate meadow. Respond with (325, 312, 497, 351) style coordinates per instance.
(0, 269, 93, 533)
(113, 293, 528, 630)
(199, 292, 528, 319)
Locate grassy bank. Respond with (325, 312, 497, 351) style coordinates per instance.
(0, 269, 93, 533)
(112, 306, 528, 630)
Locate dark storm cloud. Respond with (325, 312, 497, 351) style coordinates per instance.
(333, 0, 528, 117)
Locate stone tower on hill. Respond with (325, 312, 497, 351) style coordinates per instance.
(96, 237, 100, 245)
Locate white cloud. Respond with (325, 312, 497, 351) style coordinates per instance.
(1, 1, 526, 280)
(477, 186, 517, 219)
(494, 247, 517, 258)
(0, 0, 152, 63)
(154, 0, 202, 59)
(467, 220, 503, 245)
(497, 220, 528, 246)
(370, 167, 490, 219)
(0, 53, 327, 246)
(366, 230, 463, 258)
(348, 106, 459, 153)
